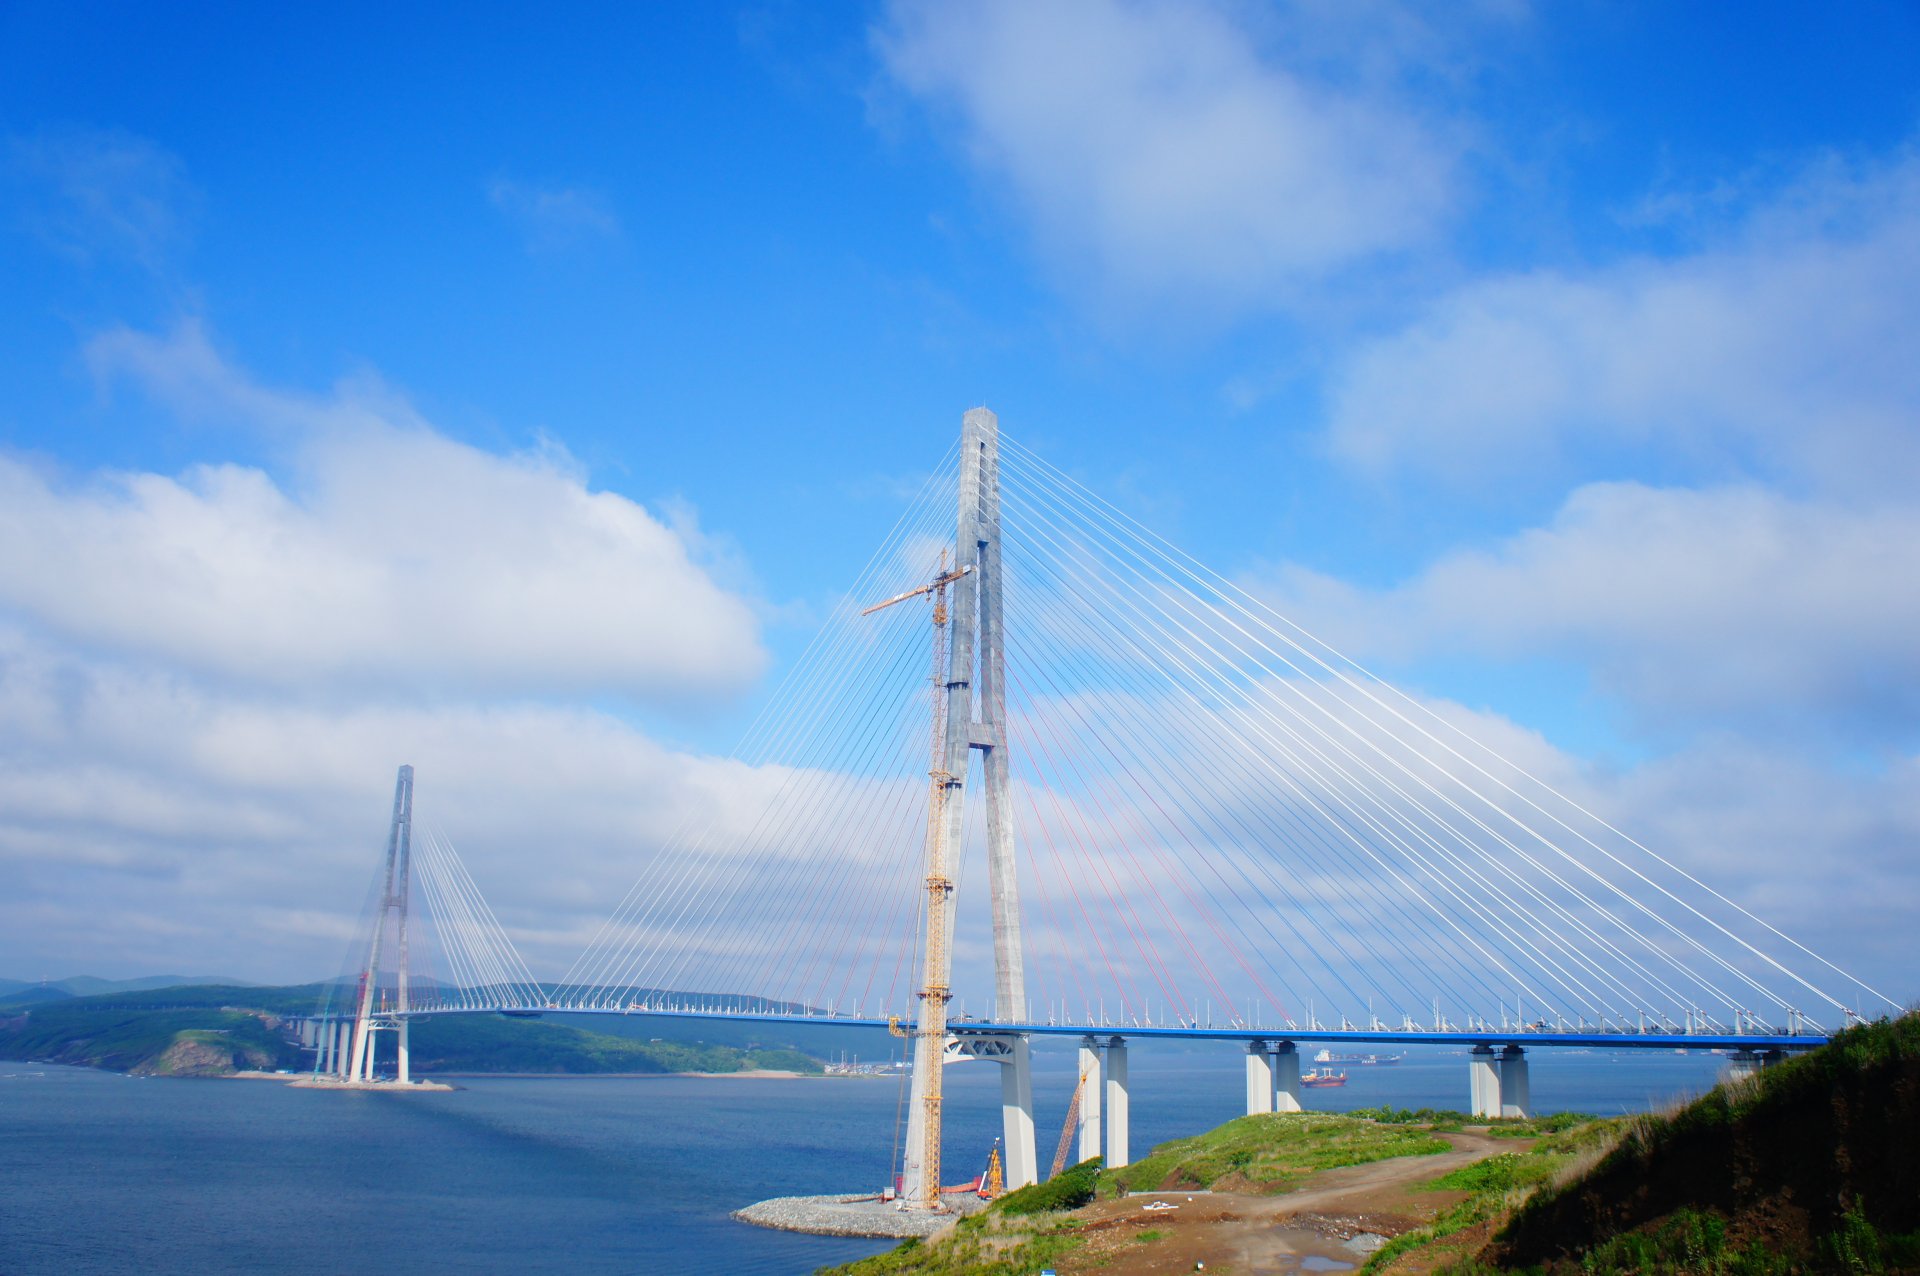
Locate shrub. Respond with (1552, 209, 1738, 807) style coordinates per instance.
(993, 1157, 1102, 1216)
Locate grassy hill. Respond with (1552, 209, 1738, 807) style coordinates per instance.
(817, 1016, 1920, 1276)
(1469, 1013, 1920, 1273)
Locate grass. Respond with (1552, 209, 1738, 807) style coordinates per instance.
(1486, 1013, 1920, 1271)
(1101, 1111, 1450, 1195)
(1362, 1117, 1625, 1272)
(816, 1209, 1088, 1276)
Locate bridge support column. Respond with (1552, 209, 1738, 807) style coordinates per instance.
(1271, 1041, 1302, 1113)
(396, 1019, 411, 1086)
(356, 1023, 377, 1082)
(1000, 1037, 1037, 1189)
(1498, 1046, 1531, 1119)
(1245, 1041, 1274, 1115)
(1469, 1045, 1500, 1118)
(1077, 1036, 1102, 1165)
(1103, 1036, 1130, 1169)
(947, 1034, 1039, 1189)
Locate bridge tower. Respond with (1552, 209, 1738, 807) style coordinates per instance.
(346, 764, 415, 1084)
(900, 408, 1036, 1208)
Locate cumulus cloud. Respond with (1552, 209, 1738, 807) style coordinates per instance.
(0, 622, 782, 979)
(0, 322, 764, 702)
(1265, 482, 1920, 736)
(1326, 148, 1920, 493)
(488, 177, 622, 253)
(873, 0, 1472, 316)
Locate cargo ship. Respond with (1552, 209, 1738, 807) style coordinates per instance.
(1299, 1068, 1348, 1088)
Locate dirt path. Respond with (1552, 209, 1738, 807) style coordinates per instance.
(1058, 1130, 1513, 1275)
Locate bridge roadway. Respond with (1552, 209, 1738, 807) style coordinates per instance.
(309, 1003, 1822, 1171)
(397, 1003, 1828, 1054)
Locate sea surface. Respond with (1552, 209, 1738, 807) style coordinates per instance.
(0, 1045, 1726, 1275)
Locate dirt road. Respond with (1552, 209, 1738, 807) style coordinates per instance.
(1055, 1129, 1513, 1275)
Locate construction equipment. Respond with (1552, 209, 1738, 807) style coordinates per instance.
(979, 1140, 1005, 1199)
(865, 552, 971, 1209)
(1050, 1069, 1091, 1177)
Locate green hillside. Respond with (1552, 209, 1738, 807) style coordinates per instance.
(0, 985, 823, 1079)
(1474, 1013, 1920, 1272)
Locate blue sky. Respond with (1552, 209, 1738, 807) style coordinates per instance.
(1, 2, 1916, 1000)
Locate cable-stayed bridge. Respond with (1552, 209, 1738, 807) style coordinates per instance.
(300, 408, 1899, 1211)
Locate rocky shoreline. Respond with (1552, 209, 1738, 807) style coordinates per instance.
(732, 1192, 989, 1239)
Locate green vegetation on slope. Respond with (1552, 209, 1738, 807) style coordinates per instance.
(1366, 1014, 1920, 1273)
(1362, 1116, 1622, 1272)
(820, 1110, 1458, 1276)
(405, 1014, 819, 1075)
(1477, 1012, 1920, 1273)
(820, 1161, 1104, 1276)
(0, 1004, 303, 1075)
(1104, 1110, 1449, 1195)
(0, 985, 824, 1078)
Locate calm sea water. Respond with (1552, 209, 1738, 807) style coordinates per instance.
(0, 1045, 1725, 1275)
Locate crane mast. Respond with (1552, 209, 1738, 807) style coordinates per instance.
(866, 552, 969, 1206)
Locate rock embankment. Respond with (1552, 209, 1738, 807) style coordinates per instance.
(733, 1192, 989, 1238)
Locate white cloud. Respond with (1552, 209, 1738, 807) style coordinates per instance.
(0, 622, 744, 979)
(1325, 148, 1920, 494)
(1265, 481, 1920, 735)
(873, 0, 1471, 316)
(487, 177, 621, 253)
(0, 322, 764, 702)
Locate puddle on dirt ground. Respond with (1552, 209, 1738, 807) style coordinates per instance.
(1244, 1227, 1359, 1273)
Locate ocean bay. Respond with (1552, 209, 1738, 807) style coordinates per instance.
(1, 1047, 1726, 1275)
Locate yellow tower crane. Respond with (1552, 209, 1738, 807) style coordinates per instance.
(863, 552, 972, 1209)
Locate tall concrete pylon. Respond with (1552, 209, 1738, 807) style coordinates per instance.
(900, 408, 1036, 1206)
(347, 764, 415, 1084)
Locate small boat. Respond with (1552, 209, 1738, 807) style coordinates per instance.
(1300, 1068, 1349, 1088)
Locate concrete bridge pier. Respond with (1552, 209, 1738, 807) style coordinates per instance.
(1469, 1045, 1500, 1117)
(1103, 1036, 1130, 1168)
(1723, 1048, 1784, 1083)
(1270, 1041, 1302, 1112)
(1245, 1041, 1274, 1114)
(1001, 1037, 1035, 1187)
(1076, 1036, 1102, 1164)
(947, 1034, 1039, 1188)
(1498, 1046, 1531, 1118)
(396, 1019, 411, 1085)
